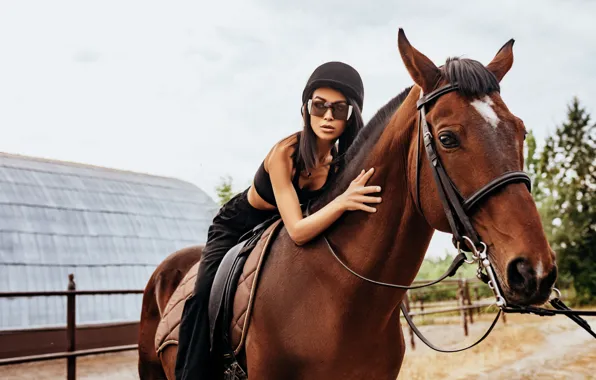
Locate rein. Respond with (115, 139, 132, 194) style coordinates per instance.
(311, 83, 596, 352)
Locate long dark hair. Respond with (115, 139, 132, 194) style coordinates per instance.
(292, 95, 364, 175)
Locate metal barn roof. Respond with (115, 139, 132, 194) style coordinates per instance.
(0, 152, 218, 329)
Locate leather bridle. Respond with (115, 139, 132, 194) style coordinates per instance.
(411, 83, 595, 344)
(312, 83, 596, 352)
(413, 83, 531, 251)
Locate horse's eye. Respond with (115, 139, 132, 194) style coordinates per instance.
(438, 132, 459, 148)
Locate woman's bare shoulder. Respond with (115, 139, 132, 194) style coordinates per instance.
(274, 133, 299, 151)
(265, 133, 299, 170)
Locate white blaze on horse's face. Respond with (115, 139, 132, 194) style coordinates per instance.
(535, 260, 544, 279)
(471, 96, 500, 129)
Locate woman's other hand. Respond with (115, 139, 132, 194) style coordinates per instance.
(334, 168, 382, 213)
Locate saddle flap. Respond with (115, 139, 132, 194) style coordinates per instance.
(208, 240, 249, 349)
(154, 261, 200, 354)
(229, 219, 283, 354)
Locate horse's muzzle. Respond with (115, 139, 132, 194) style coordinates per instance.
(506, 257, 557, 305)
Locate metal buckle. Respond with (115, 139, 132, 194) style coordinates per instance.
(460, 235, 507, 308)
(423, 131, 433, 144)
(458, 236, 486, 264)
(549, 287, 562, 301)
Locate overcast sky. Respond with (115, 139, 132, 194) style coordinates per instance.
(1, 0, 595, 258)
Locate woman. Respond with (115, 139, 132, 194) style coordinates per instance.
(175, 61, 382, 379)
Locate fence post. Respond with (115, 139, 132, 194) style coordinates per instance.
(457, 280, 468, 336)
(464, 279, 473, 324)
(67, 274, 76, 380)
(403, 294, 415, 350)
(474, 287, 480, 317)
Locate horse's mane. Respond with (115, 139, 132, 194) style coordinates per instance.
(442, 57, 500, 97)
(310, 57, 499, 211)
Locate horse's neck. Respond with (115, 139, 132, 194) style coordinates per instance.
(326, 93, 434, 309)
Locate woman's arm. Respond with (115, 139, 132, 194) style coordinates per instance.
(268, 141, 381, 246)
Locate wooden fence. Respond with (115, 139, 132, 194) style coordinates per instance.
(0, 274, 142, 380)
(0, 275, 501, 378)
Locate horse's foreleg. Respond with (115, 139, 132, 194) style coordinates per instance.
(159, 346, 178, 380)
(138, 350, 168, 380)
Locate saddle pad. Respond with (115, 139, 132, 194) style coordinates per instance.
(230, 219, 282, 354)
(154, 219, 282, 355)
(155, 261, 200, 354)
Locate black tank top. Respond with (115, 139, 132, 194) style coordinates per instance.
(253, 135, 337, 206)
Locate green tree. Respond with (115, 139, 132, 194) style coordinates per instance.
(215, 175, 238, 206)
(527, 98, 596, 304)
(524, 130, 539, 190)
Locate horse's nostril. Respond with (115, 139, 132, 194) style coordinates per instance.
(507, 258, 537, 292)
(540, 265, 558, 295)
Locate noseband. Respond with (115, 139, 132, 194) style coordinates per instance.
(314, 83, 595, 352)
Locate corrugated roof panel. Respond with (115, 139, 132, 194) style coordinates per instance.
(0, 153, 218, 329)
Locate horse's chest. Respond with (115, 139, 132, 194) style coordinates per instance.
(249, 315, 405, 379)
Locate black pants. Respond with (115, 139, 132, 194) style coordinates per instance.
(175, 188, 277, 380)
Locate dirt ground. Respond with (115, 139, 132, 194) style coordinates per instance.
(2, 350, 138, 380)
(2, 313, 595, 379)
(400, 312, 596, 379)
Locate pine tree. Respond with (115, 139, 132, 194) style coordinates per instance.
(528, 98, 596, 303)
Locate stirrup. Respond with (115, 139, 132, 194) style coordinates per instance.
(223, 361, 248, 380)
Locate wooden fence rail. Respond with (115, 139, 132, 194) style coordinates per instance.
(0, 274, 143, 380)
(0, 275, 498, 376)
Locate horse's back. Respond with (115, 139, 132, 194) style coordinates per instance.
(138, 245, 203, 380)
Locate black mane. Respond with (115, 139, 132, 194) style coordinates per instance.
(442, 57, 500, 97)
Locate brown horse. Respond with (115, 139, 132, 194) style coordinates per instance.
(138, 29, 557, 379)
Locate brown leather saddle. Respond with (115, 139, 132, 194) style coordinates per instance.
(207, 215, 282, 356)
(154, 215, 283, 374)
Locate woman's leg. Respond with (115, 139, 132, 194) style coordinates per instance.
(175, 222, 240, 379)
(174, 188, 277, 379)
(175, 192, 250, 380)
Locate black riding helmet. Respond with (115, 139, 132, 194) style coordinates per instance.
(302, 61, 364, 111)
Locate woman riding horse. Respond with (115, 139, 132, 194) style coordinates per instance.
(140, 30, 558, 380)
(175, 61, 383, 379)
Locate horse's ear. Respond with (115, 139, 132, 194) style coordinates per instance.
(486, 39, 515, 82)
(397, 28, 440, 94)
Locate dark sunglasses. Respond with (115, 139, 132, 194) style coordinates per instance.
(307, 99, 353, 121)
